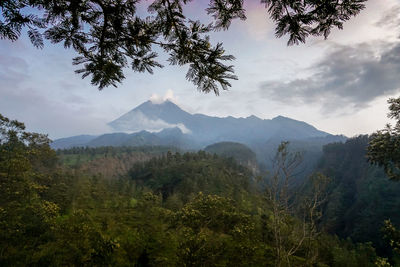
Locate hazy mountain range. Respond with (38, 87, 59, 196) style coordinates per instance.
(108, 100, 330, 142)
(52, 100, 346, 169)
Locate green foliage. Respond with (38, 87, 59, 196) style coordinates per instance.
(1, 0, 365, 91)
(0, 114, 383, 266)
(368, 97, 400, 181)
(261, 0, 366, 45)
(375, 257, 392, 267)
(174, 193, 269, 266)
(265, 141, 332, 266)
(34, 210, 118, 266)
(57, 145, 179, 168)
(129, 151, 252, 202)
(383, 220, 400, 254)
(382, 220, 400, 265)
(204, 141, 258, 172)
(0, 114, 59, 265)
(318, 135, 400, 262)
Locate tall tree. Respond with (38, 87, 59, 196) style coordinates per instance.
(368, 97, 400, 181)
(0, 114, 59, 264)
(265, 141, 330, 266)
(1, 0, 366, 93)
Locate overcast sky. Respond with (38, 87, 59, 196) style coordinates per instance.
(1, 0, 400, 139)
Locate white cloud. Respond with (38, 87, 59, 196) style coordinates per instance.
(149, 93, 163, 104)
(109, 110, 191, 134)
(149, 89, 179, 104)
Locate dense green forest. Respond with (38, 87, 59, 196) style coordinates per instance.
(1, 114, 400, 266)
(318, 136, 400, 252)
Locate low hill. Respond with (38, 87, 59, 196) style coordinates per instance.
(129, 151, 253, 203)
(204, 142, 258, 173)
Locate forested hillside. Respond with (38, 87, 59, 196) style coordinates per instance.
(57, 146, 180, 178)
(317, 136, 400, 259)
(1, 114, 399, 266)
(204, 142, 259, 173)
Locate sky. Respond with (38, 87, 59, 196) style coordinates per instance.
(1, 0, 400, 139)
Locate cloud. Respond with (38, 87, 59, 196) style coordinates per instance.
(109, 110, 191, 134)
(0, 55, 30, 87)
(149, 93, 163, 104)
(259, 41, 400, 113)
(0, 52, 112, 139)
(0, 84, 112, 139)
(375, 4, 400, 30)
(149, 89, 178, 104)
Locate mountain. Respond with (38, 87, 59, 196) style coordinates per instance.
(108, 100, 329, 145)
(108, 100, 192, 134)
(52, 100, 346, 171)
(52, 127, 198, 150)
(87, 131, 161, 147)
(51, 135, 97, 149)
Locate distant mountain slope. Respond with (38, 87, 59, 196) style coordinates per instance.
(51, 135, 97, 149)
(87, 131, 161, 147)
(108, 100, 329, 145)
(52, 100, 346, 170)
(53, 128, 199, 150)
(108, 100, 192, 133)
(252, 134, 348, 181)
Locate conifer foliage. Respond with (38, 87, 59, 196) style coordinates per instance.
(368, 97, 400, 181)
(1, 0, 366, 92)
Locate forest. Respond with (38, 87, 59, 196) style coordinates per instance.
(1, 113, 399, 267)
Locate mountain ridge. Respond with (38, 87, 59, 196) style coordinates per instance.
(109, 100, 327, 137)
(52, 100, 346, 172)
(109, 100, 329, 144)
